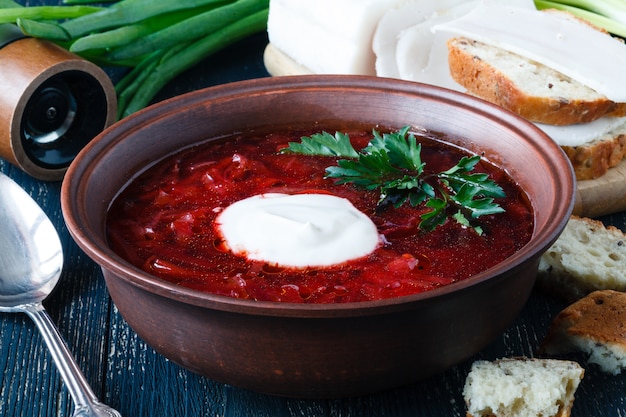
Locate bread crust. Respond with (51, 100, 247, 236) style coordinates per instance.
(561, 132, 626, 180)
(541, 290, 626, 375)
(545, 290, 626, 345)
(608, 103, 626, 118)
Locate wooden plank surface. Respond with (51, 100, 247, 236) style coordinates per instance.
(576, 160, 626, 217)
(264, 43, 626, 219)
(1, 13, 626, 417)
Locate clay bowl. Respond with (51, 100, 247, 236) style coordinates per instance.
(61, 75, 575, 398)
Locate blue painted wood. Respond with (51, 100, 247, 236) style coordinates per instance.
(1, 1, 626, 416)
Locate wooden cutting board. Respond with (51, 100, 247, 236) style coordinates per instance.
(263, 43, 626, 218)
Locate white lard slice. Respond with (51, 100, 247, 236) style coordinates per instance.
(267, 0, 404, 75)
(373, 0, 478, 80)
(394, 1, 479, 89)
(434, 3, 626, 102)
(373, 4, 426, 79)
(374, 0, 535, 82)
(537, 117, 626, 147)
(382, 0, 626, 146)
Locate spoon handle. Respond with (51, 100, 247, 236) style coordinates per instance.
(25, 303, 122, 417)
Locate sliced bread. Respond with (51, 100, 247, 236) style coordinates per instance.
(463, 357, 584, 417)
(447, 37, 626, 126)
(447, 36, 626, 180)
(541, 290, 626, 375)
(537, 216, 626, 301)
(560, 123, 626, 180)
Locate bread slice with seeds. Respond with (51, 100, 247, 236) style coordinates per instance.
(447, 36, 626, 126)
(537, 216, 626, 301)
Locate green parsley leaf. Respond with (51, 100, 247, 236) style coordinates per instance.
(420, 198, 448, 232)
(281, 126, 506, 233)
(281, 131, 359, 158)
(366, 126, 425, 172)
(439, 156, 506, 199)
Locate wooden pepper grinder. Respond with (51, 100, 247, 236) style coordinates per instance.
(0, 24, 117, 181)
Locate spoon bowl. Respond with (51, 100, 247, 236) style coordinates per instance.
(0, 174, 62, 308)
(0, 172, 121, 417)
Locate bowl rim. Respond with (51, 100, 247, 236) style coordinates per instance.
(61, 74, 575, 318)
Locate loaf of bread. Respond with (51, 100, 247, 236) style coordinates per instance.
(541, 290, 626, 375)
(536, 216, 626, 301)
(463, 357, 584, 417)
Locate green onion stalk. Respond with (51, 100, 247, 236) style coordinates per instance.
(535, 0, 626, 37)
(7, 0, 270, 119)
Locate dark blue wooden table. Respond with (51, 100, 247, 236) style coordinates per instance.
(1, 2, 626, 416)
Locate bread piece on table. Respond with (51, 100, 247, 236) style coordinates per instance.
(541, 290, 626, 375)
(463, 357, 584, 417)
(537, 216, 626, 301)
(447, 37, 626, 126)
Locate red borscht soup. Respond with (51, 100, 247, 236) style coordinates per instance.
(106, 128, 533, 303)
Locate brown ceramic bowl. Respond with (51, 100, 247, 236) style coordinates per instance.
(61, 75, 575, 398)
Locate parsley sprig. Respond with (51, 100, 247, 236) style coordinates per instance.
(281, 126, 506, 234)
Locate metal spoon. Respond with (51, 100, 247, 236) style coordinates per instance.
(0, 172, 121, 417)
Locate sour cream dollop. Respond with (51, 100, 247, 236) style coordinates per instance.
(215, 193, 380, 268)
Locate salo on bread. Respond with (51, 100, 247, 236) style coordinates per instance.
(447, 37, 626, 126)
(267, 1, 626, 180)
(463, 357, 584, 417)
(447, 37, 626, 180)
(536, 216, 626, 301)
(442, 6, 626, 180)
(541, 290, 626, 375)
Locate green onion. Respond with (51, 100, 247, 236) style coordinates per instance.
(69, 5, 219, 53)
(535, 0, 626, 37)
(540, 0, 626, 24)
(17, 18, 70, 42)
(108, 0, 266, 61)
(0, 5, 101, 24)
(61, 0, 234, 39)
(4, 0, 271, 119)
(115, 50, 165, 119)
(63, 0, 119, 4)
(0, 0, 21, 8)
(119, 8, 268, 117)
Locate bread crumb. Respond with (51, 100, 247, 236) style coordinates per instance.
(463, 358, 585, 417)
(463, 357, 584, 417)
